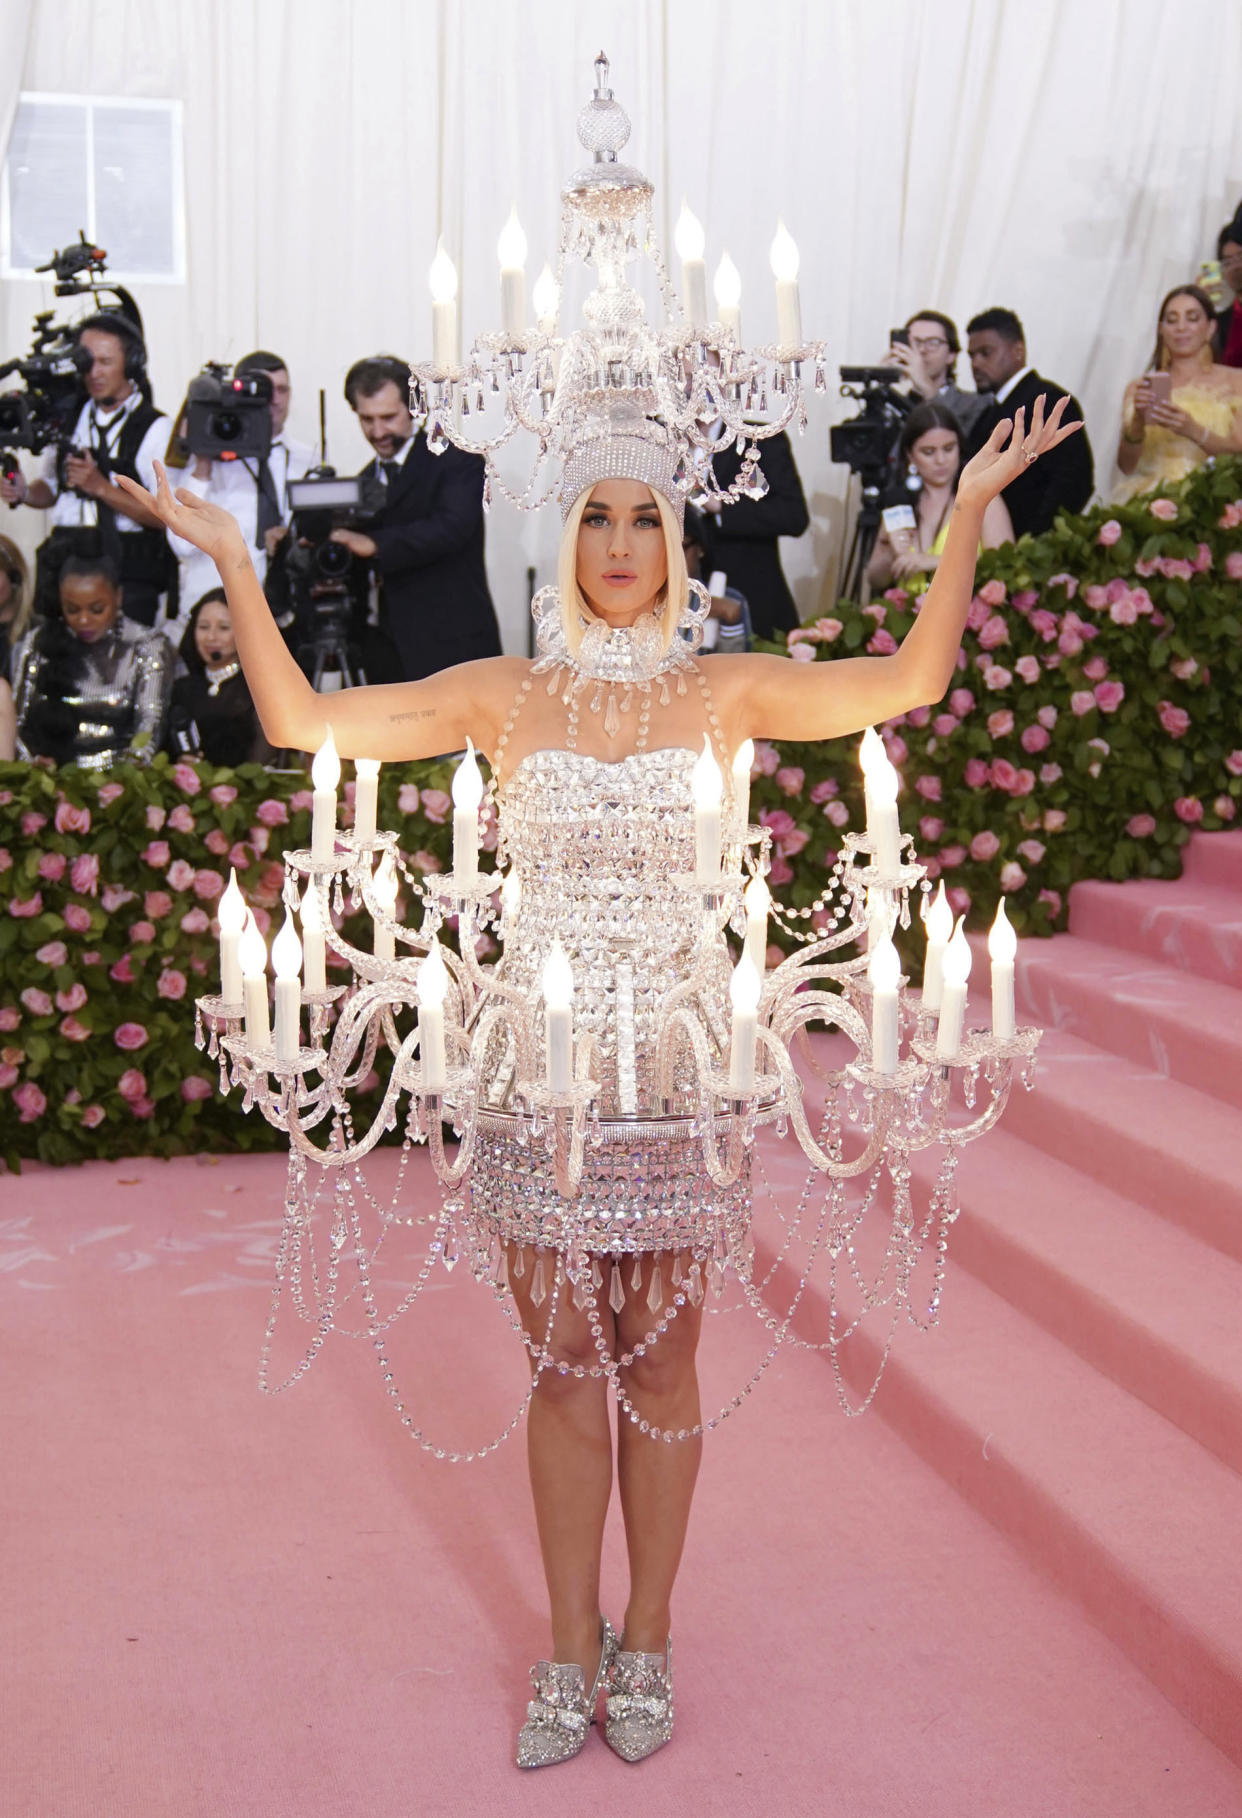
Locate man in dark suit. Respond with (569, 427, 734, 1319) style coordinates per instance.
(697, 428, 809, 639)
(1213, 217, 1242, 367)
(964, 309, 1094, 538)
(330, 356, 501, 682)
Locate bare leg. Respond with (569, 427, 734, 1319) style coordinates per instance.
(614, 1252, 704, 1653)
(510, 1247, 616, 1680)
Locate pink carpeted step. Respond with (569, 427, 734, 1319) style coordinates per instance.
(993, 1027, 1242, 1263)
(1069, 876, 1242, 989)
(757, 1237, 1242, 1771)
(1182, 829, 1242, 892)
(908, 1127, 1242, 1476)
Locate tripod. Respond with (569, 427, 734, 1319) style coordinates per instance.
(838, 469, 888, 605)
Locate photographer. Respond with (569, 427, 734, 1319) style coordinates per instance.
(694, 427, 808, 639)
(167, 350, 313, 619)
(332, 356, 500, 681)
(0, 311, 174, 627)
(885, 310, 990, 437)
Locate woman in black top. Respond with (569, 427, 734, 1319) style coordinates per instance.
(167, 589, 269, 766)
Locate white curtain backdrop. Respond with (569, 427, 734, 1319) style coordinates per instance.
(2, 0, 1241, 646)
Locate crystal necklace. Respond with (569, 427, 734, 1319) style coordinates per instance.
(528, 578, 712, 740)
(205, 660, 242, 697)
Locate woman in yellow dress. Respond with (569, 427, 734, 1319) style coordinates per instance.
(1114, 285, 1242, 501)
(866, 402, 1013, 598)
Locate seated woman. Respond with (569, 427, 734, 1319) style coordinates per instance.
(1114, 284, 1242, 501)
(11, 553, 173, 769)
(0, 534, 31, 682)
(167, 589, 270, 765)
(866, 402, 1013, 597)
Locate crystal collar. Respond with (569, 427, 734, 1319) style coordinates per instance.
(205, 660, 242, 697)
(530, 578, 710, 686)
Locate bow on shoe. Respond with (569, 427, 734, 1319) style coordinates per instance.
(606, 1688, 668, 1724)
(526, 1661, 590, 1736)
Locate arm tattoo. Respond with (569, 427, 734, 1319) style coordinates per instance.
(388, 707, 437, 723)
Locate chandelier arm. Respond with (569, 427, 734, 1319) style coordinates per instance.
(756, 1025, 892, 1179)
(904, 1063, 1017, 1153)
(280, 1030, 425, 1167)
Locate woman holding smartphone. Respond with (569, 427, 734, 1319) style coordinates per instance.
(1114, 285, 1242, 501)
(866, 402, 1013, 596)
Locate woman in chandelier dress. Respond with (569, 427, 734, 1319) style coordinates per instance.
(120, 395, 1077, 1768)
(1113, 285, 1242, 503)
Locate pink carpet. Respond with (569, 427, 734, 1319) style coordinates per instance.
(4, 832, 1242, 1817)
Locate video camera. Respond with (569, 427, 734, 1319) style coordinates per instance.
(269, 470, 385, 690)
(828, 365, 912, 479)
(180, 362, 273, 461)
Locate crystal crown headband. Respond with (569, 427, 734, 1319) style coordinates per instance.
(558, 419, 684, 526)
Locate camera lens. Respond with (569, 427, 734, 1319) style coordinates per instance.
(315, 541, 352, 579)
(209, 410, 243, 443)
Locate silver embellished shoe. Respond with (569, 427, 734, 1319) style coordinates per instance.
(605, 1636, 674, 1762)
(515, 1617, 618, 1769)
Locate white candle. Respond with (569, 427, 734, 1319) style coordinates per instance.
(417, 938, 449, 1094)
(859, 727, 901, 875)
(217, 867, 246, 1006)
(371, 852, 398, 961)
(743, 872, 770, 975)
(451, 738, 484, 887)
(429, 239, 459, 370)
(271, 912, 303, 1063)
(731, 735, 753, 835)
(543, 941, 574, 1093)
(500, 868, 522, 940)
(728, 949, 762, 1092)
(714, 251, 742, 340)
(770, 220, 802, 350)
(868, 932, 901, 1075)
(239, 912, 270, 1048)
(310, 729, 340, 864)
(497, 207, 527, 339)
(532, 264, 560, 336)
(675, 201, 708, 330)
(935, 917, 971, 1061)
(354, 758, 380, 844)
(921, 880, 953, 1013)
(692, 734, 723, 885)
(299, 881, 326, 994)
(989, 897, 1017, 1040)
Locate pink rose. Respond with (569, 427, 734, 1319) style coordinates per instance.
(97, 782, 123, 807)
(999, 861, 1027, 892)
(145, 805, 166, 831)
(1225, 751, 1242, 776)
(54, 801, 91, 835)
(1013, 656, 1039, 685)
(1148, 497, 1178, 521)
(79, 1104, 105, 1127)
(9, 893, 43, 919)
(938, 844, 967, 868)
(209, 783, 239, 806)
(775, 766, 805, 797)
(1129, 587, 1154, 615)
(948, 688, 974, 717)
(1157, 700, 1191, 738)
(983, 665, 1012, 690)
(824, 800, 850, 828)
(13, 1082, 47, 1123)
(143, 840, 171, 868)
(251, 907, 271, 935)
(0, 1006, 18, 1031)
(991, 758, 1020, 792)
(1058, 629, 1084, 657)
(1020, 724, 1050, 755)
(814, 617, 843, 643)
(963, 759, 990, 789)
(1126, 814, 1156, 837)
(1043, 809, 1067, 832)
(759, 808, 797, 840)
(60, 1016, 91, 1043)
(1096, 519, 1122, 546)
(965, 596, 991, 631)
(779, 827, 811, 855)
(969, 830, 1000, 861)
(129, 920, 157, 944)
(157, 967, 187, 1000)
(1048, 573, 1079, 600)
(1012, 590, 1039, 612)
(915, 775, 942, 801)
(421, 788, 451, 823)
(866, 628, 898, 656)
(1029, 609, 1058, 644)
(35, 940, 68, 967)
(1012, 768, 1036, 796)
(180, 907, 210, 934)
(1070, 691, 1095, 717)
(21, 811, 47, 836)
(204, 829, 230, 856)
(81, 951, 101, 966)
(114, 1022, 148, 1051)
(1109, 596, 1138, 625)
(1082, 655, 1108, 682)
(978, 578, 1007, 607)
(255, 798, 289, 827)
(227, 842, 252, 870)
(64, 904, 92, 933)
(1174, 796, 1204, 824)
(1169, 657, 1198, 681)
(409, 850, 442, 874)
(1226, 552, 1242, 581)
(1213, 795, 1236, 822)
(1016, 839, 1046, 864)
(1082, 585, 1108, 611)
(919, 816, 944, 842)
(1093, 680, 1125, 713)
(861, 603, 887, 625)
(906, 706, 931, 728)
(978, 614, 1009, 650)
(101, 884, 135, 913)
(884, 734, 908, 765)
(56, 982, 87, 1012)
(1036, 706, 1058, 733)
(0, 1063, 16, 1090)
(0, 848, 9, 873)
(789, 641, 815, 663)
(1037, 889, 1062, 920)
(37, 852, 67, 882)
(288, 789, 314, 813)
(987, 710, 1014, 739)
(946, 886, 971, 915)
(20, 987, 53, 1015)
(167, 859, 197, 891)
(932, 713, 958, 736)
(1193, 542, 1212, 573)
(166, 803, 195, 834)
(193, 869, 226, 901)
(144, 891, 174, 919)
(181, 1076, 214, 1102)
(173, 760, 202, 795)
(68, 854, 99, 897)
(809, 779, 839, 803)
(397, 783, 421, 814)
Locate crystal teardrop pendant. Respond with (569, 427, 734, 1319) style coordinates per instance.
(572, 1270, 591, 1310)
(646, 1261, 663, 1314)
(671, 1252, 684, 1286)
(513, 1245, 527, 1280)
(530, 1254, 547, 1308)
(609, 1261, 626, 1313)
(603, 689, 622, 739)
(591, 1256, 603, 1289)
(686, 1261, 704, 1305)
(631, 1253, 643, 1291)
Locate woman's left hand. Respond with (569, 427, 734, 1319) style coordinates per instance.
(956, 396, 1082, 512)
(1147, 400, 1199, 439)
(891, 548, 937, 578)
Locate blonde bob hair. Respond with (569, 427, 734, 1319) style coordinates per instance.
(556, 484, 688, 657)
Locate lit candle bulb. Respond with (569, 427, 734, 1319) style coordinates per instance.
(921, 880, 953, 1013)
(310, 729, 340, 864)
(542, 941, 574, 1092)
(868, 931, 901, 1075)
(859, 727, 901, 875)
(271, 912, 303, 1063)
(217, 868, 246, 1006)
(935, 917, 971, 1061)
(732, 736, 753, 835)
(989, 897, 1018, 1040)
(714, 250, 742, 339)
(859, 725, 884, 822)
(451, 738, 484, 887)
(429, 238, 459, 370)
(497, 207, 527, 339)
(532, 264, 560, 335)
(692, 734, 723, 885)
(239, 911, 270, 1048)
(417, 938, 449, 1094)
(743, 872, 770, 974)
(675, 200, 708, 330)
(371, 852, 399, 961)
(769, 219, 802, 350)
(500, 867, 522, 939)
(299, 880, 326, 994)
(728, 949, 762, 1093)
(353, 758, 380, 844)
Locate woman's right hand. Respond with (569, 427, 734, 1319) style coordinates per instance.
(115, 460, 248, 566)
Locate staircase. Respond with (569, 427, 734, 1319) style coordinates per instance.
(760, 830, 1242, 1765)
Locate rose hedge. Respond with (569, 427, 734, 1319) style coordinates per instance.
(3, 455, 1240, 1167)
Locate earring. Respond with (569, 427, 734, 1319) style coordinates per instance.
(906, 464, 922, 491)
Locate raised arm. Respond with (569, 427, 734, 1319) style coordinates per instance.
(116, 462, 516, 761)
(725, 398, 1081, 744)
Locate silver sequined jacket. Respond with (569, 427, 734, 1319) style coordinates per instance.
(12, 618, 174, 770)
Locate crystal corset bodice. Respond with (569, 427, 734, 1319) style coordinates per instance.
(498, 746, 726, 1116)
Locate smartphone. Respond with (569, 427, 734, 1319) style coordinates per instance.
(1143, 371, 1172, 416)
(882, 503, 916, 554)
(890, 327, 910, 348)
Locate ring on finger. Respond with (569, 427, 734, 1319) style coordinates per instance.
(1022, 446, 1039, 465)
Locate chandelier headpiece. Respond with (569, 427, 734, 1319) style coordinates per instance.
(558, 400, 685, 526)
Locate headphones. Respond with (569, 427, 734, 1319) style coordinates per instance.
(76, 310, 148, 383)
